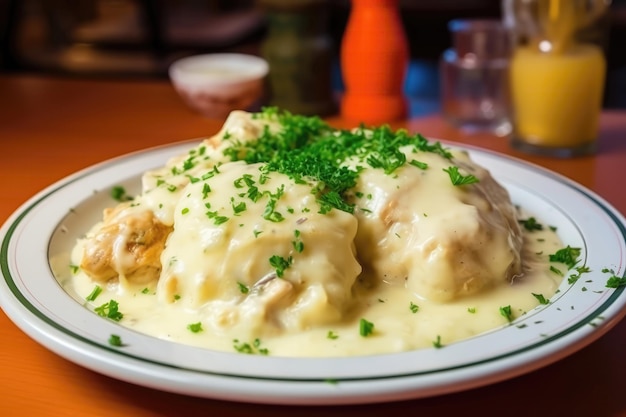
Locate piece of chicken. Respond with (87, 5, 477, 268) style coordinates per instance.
(349, 148, 523, 302)
(80, 203, 172, 285)
(156, 161, 362, 333)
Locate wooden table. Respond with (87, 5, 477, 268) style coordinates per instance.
(1, 74, 625, 417)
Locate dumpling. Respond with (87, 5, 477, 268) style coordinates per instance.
(348, 147, 523, 302)
(79, 203, 172, 285)
(157, 161, 361, 334)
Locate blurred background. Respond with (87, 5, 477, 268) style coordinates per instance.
(1, 0, 625, 116)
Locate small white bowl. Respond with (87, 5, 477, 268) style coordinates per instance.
(169, 53, 269, 119)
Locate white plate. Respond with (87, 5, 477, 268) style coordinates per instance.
(1, 140, 626, 405)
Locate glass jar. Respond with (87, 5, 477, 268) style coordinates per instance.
(260, 0, 337, 116)
(440, 19, 513, 136)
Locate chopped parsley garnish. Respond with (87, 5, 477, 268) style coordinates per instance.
(85, 285, 102, 302)
(359, 318, 374, 337)
(432, 335, 444, 348)
(549, 246, 582, 269)
(443, 166, 479, 186)
(499, 305, 514, 322)
(263, 198, 285, 222)
(108, 334, 123, 347)
(94, 299, 123, 321)
(572, 265, 591, 279)
(292, 237, 304, 253)
(182, 157, 196, 171)
(234, 174, 254, 189)
(532, 293, 549, 305)
(187, 322, 203, 333)
(567, 273, 580, 284)
(606, 275, 626, 288)
(237, 282, 249, 294)
(409, 301, 419, 313)
(366, 147, 406, 174)
(230, 199, 247, 215)
(111, 186, 133, 202)
(409, 159, 428, 169)
(327, 330, 339, 340)
(233, 338, 269, 355)
(214, 215, 229, 225)
(318, 190, 354, 214)
(201, 183, 212, 198)
(550, 265, 563, 276)
(205, 209, 229, 225)
(269, 255, 292, 278)
(518, 217, 543, 231)
(219, 107, 453, 214)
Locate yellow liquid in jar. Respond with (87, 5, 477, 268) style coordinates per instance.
(510, 44, 606, 147)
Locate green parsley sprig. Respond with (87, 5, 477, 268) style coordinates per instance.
(603, 268, 626, 288)
(359, 318, 374, 337)
(220, 107, 453, 214)
(443, 166, 479, 186)
(549, 246, 582, 269)
(233, 338, 269, 355)
(111, 186, 133, 202)
(94, 299, 124, 321)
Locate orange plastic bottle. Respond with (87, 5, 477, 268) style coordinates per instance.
(340, 0, 409, 125)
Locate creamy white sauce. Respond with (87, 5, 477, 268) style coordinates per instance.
(68, 229, 562, 357)
(63, 111, 567, 358)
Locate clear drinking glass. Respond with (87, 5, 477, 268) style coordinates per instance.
(505, 0, 611, 157)
(440, 19, 513, 136)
